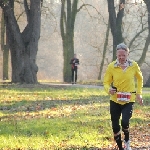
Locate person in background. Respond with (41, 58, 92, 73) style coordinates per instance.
(103, 43, 143, 150)
(70, 54, 79, 84)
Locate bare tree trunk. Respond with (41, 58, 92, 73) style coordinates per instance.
(143, 0, 150, 86)
(1, 10, 9, 80)
(138, 34, 150, 66)
(0, 0, 41, 84)
(3, 45, 9, 80)
(107, 0, 125, 60)
(60, 0, 78, 82)
(22, 0, 41, 83)
(98, 22, 110, 80)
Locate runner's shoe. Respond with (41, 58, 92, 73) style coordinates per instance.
(124, 140, 132, 150)
(114, 145, 124, 150)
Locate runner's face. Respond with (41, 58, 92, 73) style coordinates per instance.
(116, 49, 129, 64)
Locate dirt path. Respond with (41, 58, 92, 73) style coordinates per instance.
(41, 83, 149, 93)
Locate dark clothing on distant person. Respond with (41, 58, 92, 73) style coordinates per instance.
(70, 57, 79, 83)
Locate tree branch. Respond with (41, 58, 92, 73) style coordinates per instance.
(24, 0, 30, 23)
(60, 0, 66, 39)
(78, 1, 106, 24)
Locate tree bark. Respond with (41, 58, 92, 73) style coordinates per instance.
(143, 0, 150, 86)
(98, 22, 110, 80)
(60, 0, 78, 82)
(1, 11, 9, 80)
(0, 0, 41, 84)
(107, 0, 125, 60)
(137, 34, 150, 67)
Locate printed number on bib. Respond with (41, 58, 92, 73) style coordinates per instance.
(117, 92, 131, 102)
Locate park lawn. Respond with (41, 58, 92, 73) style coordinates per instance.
(0, 85, 149, 150)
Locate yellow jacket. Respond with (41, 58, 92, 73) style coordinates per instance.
(103, 59, 143, 105)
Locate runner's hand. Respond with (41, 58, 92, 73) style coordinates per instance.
(109, 88, 116, 95)
(136, 94, 143, 105)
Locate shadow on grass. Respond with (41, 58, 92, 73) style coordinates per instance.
(0, 98, 149, 150)
(0, 84, 149, 150)
(0, 95, 109, 113)
(64, 147, 150, 150)
(64, 147, 149, 150)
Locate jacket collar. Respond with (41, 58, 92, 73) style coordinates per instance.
(114, 59, 133, 67)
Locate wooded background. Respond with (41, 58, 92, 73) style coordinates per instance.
(0, 0, 150, 85)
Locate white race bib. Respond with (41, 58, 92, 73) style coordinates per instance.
(117, 92, 131, 102)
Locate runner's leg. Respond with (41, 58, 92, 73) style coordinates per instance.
(110, 101, 123, 150)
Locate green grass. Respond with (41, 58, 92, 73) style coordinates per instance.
(0, 85, 149, 150)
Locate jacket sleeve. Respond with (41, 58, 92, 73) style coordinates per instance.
(75, 59, 79, 65)
(135, 63, 143, 94)
(103, 64, 113, 94)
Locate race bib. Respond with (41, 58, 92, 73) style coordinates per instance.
(117, 92, 131, 102)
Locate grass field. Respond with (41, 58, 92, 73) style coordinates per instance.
(0, 84, 149, 150)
